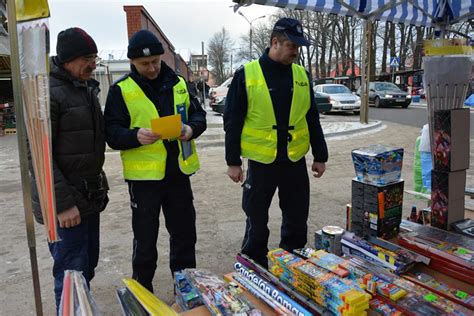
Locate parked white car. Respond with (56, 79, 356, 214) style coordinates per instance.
(314, 84, 360, 114)
(210, 77, 233, 113)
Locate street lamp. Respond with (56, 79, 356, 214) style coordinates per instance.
(238, 11, 265, 59)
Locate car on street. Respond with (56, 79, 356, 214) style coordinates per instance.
(210, 77, 233, 113)
(314, 84, 360, 114)
(357, 82, 411, 108)
(210, 78, 333, 115)
(314, 93, 332, 113)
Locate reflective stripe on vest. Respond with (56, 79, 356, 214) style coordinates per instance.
(242, 60, 310, 164)
(118, 76, 200, 180)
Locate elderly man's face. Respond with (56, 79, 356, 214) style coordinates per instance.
(131, 55, 162, 80)
(63, 54, 98, 81)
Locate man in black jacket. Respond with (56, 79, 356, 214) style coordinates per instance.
(224, 18, 328, 268)
(30, 28, 109, 308)
(104, 30, 206, 292)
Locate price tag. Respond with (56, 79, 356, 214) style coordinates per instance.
(457, 248, 468, 255)
(424, 294, 437, 302)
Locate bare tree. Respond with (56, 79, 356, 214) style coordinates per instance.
(237, 21, 272, 63)
(207, 27, 234, 85)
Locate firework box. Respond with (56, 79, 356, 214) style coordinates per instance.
(399, 220, 474, 283)
(351, 145, 403, 185)
(431, 170, 466, 230)
(351, 179, 404, 239)
(433, 108, 470, 172)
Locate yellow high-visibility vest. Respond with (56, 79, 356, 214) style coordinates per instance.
(118, 76, 200, 180)
(241, 60, 310, 164)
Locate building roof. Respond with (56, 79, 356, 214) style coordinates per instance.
(98, 49, 127, 61)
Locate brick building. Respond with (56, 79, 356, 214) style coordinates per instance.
(123, 5, 191, 80)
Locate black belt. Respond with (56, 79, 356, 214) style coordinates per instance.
(272, 125, 294, 142)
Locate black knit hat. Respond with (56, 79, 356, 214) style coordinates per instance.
(56, 27, 98, 64)
(127, 30, 164, 59)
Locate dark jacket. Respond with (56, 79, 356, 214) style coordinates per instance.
(224, 48, 328, 166)
(104, 61, 206, 178)
(30, 57, 108, 224)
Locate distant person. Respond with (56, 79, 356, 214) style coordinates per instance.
(196, 81, 210, 103)
(104, 30, 206, 292)
(187, 80, 199, 97)
(224, 18, 328, 268)
(30, 27, 109, 309)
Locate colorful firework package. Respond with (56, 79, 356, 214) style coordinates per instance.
(351, 179, 404, 239)
(351, 145, 403, 185)
(398, 220, 474, 284)
(182, 269, 262, 315)
(431, 169, 466, 230)
(433, 109, 470, 172)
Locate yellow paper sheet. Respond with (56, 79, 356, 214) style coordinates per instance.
(151, 114, 182, 140)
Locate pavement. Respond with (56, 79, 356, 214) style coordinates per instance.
(200, 106, 382, 147)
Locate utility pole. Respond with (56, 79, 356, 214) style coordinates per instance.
(201, 41, 205, 107)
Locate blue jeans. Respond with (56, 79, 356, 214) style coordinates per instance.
(48, 212, 100, 309)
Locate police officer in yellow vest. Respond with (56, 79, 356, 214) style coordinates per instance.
(224, 18, 328, 268)
(104, 30, 206, 292)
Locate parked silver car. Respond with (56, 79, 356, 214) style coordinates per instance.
(357, 82, 411, 108)
(314, 84, 360, 114)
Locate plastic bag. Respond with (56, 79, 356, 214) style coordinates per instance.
(59, 270, 100, 316)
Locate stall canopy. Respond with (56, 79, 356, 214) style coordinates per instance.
(233, 1, 474, 28)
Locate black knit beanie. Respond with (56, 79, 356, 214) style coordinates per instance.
(127, 29, 164, 59)
(56, 27, 98, 64)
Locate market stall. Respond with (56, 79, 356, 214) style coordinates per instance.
(6, 0, 473, 315)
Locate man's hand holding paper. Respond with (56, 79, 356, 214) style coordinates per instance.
(179, 124, 193, 141)
(137, 128, 160, 145)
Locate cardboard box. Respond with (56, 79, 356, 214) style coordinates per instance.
(351, 145, 403, 185)
(433, 108, 470, 172)
(351, 179, 404, 239)
(431, 170, 466, 230)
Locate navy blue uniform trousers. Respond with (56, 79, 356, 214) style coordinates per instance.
(241, 158, 309, 268)
(128, 174, 196, 293)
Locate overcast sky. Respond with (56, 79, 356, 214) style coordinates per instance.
(48, 0, 279, 59)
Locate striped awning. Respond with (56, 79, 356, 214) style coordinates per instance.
(233, 0, 474, 27)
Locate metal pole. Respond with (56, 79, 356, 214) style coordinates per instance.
(201, 41, 205, 107)
(6, 0, 43, 314)
(360, 20, 371, 124)
(306, 44, 313, 85)
(249, 25, 253, 59)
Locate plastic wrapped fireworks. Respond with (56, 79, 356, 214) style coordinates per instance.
(269, 248, 371, 316)
(174, 271, 204, 311)
(183, 269, 262, 315)
(351, 145, 403, 185)
(59, 270, 100, 316)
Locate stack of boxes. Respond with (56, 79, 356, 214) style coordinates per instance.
(431, 109, 470, 230)
(350, 145, 404, 239)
